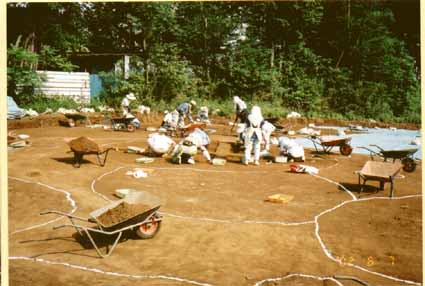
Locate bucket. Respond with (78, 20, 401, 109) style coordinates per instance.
(275, 156, 288, 163)
(115, 188, 138, 199)
(212, 158, 226, 166)
(127, 146, 145, 154)
(136, 157, 154, 164)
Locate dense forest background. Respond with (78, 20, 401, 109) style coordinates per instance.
(7, 1, 421, 122)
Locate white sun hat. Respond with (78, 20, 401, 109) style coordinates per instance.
(248, 105, 263, 127)
(126, 93, 136, 101)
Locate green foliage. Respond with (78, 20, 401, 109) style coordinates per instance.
(149, 44, 195, 101)
(7, 2, 421, 124)
(38, 45, 78, 71)
(7, 39, 42, 104)
(20, 95, 80, 113)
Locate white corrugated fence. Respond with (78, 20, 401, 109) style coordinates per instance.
(36, 71, 91, 103)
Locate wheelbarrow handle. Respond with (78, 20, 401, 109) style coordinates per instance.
(370, 144, 384, 151)
(40, 210, 89, 222)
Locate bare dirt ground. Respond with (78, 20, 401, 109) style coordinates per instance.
(8, 118, 422, 286)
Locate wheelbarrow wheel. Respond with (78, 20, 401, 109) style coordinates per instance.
(340, 144, 353, 156)
(136, 216, 161, 239)
(402, 158, 416, 173)
(127, 124, 135, 132)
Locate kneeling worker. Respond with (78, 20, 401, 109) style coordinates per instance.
(278, 136, 305, 162)
(171, 128, 211, 164)
(147, 132, 176, 157)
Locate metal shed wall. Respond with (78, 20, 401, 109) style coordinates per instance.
(36, 71, 91, 103)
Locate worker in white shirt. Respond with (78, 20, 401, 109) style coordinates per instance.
(171, 128, 212, 164)
(147, 132, 176, 157)
(243, 105, 263, 166)
(121, 92, 141, 128)
(278, 136, 305, 162)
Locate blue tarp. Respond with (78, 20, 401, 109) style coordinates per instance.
(295, 126, 422, 160)
(7, 96, 25, 119)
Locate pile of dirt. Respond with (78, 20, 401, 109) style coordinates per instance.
(96, 202, 151, 227)
(68, 137, 100, 153)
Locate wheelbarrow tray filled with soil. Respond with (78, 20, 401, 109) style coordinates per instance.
(89, 191, 161, 230)
(111, 117, 136, 132)
(67, 136, 115, 167)
(40, 191, 163, 258)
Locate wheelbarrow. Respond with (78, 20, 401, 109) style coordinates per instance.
(355, 161, 402, 197)
(111, 116, 137, 132)
(358, 144, 418, 173)
(66, 136, 117, 168)
(178, 122, 207, 137)
(309, 135, 353, 156)
(40, 191, 162, 258)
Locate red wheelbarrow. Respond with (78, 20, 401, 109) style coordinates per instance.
(309, 135, 353, 156)
(40, 191, 162, 258)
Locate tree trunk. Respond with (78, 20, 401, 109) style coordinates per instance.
(204, 15, 210, 82)
(270, 41, 275, 97)
(143, 38, 149, 84)
(270, 41, 275, 68)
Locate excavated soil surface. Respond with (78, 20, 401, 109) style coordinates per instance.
(7, 119, 422, 286)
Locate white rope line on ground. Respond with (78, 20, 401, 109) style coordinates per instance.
(254, 273, 344, 286)
(91, 167, 317, 226)
(146, 166, 262, 173)
(311, 174, 357, 201)
(159, 212, 315, 226)
(9, 177, 77, 235)
(9, 256, 214, 286)
(10, 165, 422, 285)
(90, 167, 126, 202)
(314, 193, 423, 286)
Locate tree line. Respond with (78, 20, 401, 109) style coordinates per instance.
(7, 1, 421, 122)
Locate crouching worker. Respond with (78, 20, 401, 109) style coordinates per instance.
(176, 100, 197, 128)
(278, 136, 305, 162)
(243, 106, 263, 166)
(121, 92, 141, 128)
(197, 106, 210, 124)
(171, 128, 211, 164)
(161, 110, 179, 130)
(147, 132, 176, 157)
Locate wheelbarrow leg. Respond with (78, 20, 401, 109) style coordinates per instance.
(73, 153, 83, 168)
(83, 228, 123, 258)
(389, 177, 394, 198)
(358, 174, 364, 195)
(96, 150, 110, 167)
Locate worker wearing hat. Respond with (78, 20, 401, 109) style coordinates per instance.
(176, 100, 197, 128)
(243, 105, 263, 166)
(121, 92, 141, 128)
(121, 92, 136, 117)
